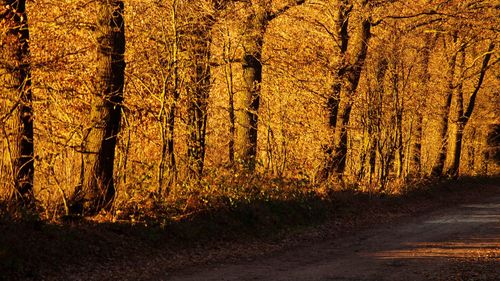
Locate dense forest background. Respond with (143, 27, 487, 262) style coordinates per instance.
(1, 0, 498, 219)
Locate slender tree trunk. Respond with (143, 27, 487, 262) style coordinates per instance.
(158, 83, 178, 195)
(158, 103, 177, 194)
(184, 1, 233, 180)
(413, 34, 437, 176)
(186, 21, 212, 180)
(368, 58, 387, 183)
(1, 0, 35, 206)
(448, 42, 494, 176)
(319, 2, 371, 180)
(72, 0, 126, 215)
(447, 49, 465, 177)
(186, 65, 209, 179)
(411, 112, 423, 175)
(411, 35, 434, 177)
(395, 86, 404, 179)
(158, 0, 180, 195)
(222, 29, 236, 166)
(387, 40, 404, 180)
(450, 122, 465, 176)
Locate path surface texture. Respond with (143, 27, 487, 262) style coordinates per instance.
(167, 196, 500, 281)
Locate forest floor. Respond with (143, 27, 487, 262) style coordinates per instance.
(1, 177, 499, 281)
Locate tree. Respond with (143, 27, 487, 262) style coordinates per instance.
(0, 0, 35, 207)
(71, 0, 126, 215)
(318, 0, 372, 181)
(184, 1, 229, 180)
(448, 42, 495, 176)
(430, 33, 460, 177)
(158, 0, 181, 196)
(360, 55, 387, 185)
(410, 33, 436, 177)
(235, 0, 305, 171)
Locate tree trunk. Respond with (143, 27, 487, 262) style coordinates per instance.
(411, 112, 423, 175)
(186, 64, 209, 180)
(431, 37, 458, 177)
(236, 3, 266, 171)
(235, 0, 305, 171)
(448, 42, 494, 177)
(411, 34, 434, 176)
(319, 2, 371, 180)
(394, 82, 404, 179)
(447, 49, 465, 177)
(158, 0, 180, 195)
(186, 21, 212, 180)
(368, 58, 388, 183)
(222, 28, 236, 166)
(185, 1, 234, 180)
(72, 0, 126, 215)
(236, 52, 261, 171)
(0, 0, 35, 207)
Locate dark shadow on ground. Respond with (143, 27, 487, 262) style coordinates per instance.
(0, 176, 498, 280)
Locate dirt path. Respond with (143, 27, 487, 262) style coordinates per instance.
(165, 196, 500, 281)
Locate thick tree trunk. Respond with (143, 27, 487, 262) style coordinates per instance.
(72, 0, 126, 215)
(0, 0, 35, 206)
(235, 0, 305, 171)
(235, 2, 268, 171)
(236, 4, 265, 171)
(431, 39, 458, 177)
(319, 2, 371, 180)
(236, 51, 261, 170)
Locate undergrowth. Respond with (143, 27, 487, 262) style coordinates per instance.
(1, 175, 498, 233)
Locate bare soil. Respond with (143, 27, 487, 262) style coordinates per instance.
(1, 178, 499, 281)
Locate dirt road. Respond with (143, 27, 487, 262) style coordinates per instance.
(166, 196, 500, 281)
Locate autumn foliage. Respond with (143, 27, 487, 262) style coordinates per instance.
(0, 0, 498, 219)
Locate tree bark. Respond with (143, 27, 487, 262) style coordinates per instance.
(431, 36, 458, 177)
(448, 42, 494, 176)
(71, 0, 126, 215)
(185, 1, 233, 180)
(368, 58, 388, 183)
(222, 28, 236, 166)
(235, 0, 305, 171)
(236, 2, 266, 171)
(319, 1, 371, 180)
(0, 0, 35, 207)
(410, 36, 433, 177)
(158, 0, 180, 195)
(186, 21, 212, 180)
